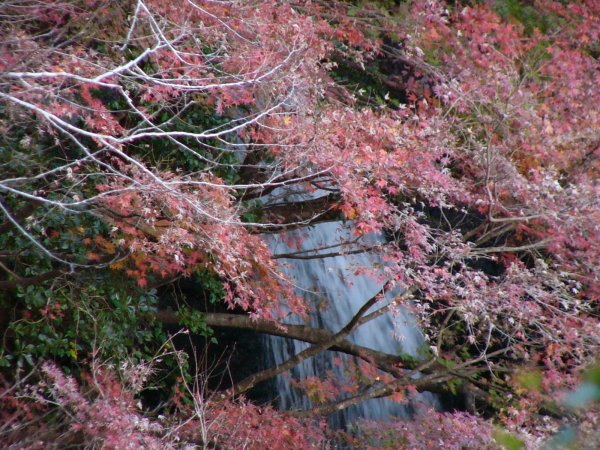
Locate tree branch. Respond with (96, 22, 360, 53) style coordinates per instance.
(0, 270, 65, 291)
(157, 286, 431, 394)
(226, 285, 387, 395)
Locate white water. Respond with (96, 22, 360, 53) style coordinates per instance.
(264, 220, 436, 428)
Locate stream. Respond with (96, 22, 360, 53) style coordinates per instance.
(264, 220, 438, 429)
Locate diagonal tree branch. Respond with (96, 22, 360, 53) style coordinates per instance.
(226, 284, 388, 396)
(157, 286, 429, 397)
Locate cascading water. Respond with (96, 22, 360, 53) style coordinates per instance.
(263, 220, 437, 428)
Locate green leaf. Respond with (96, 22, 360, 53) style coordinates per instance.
(493, 429, 525, 450)
(515, 370, 543, 392)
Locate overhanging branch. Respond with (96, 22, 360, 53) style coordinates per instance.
(156, 309, 420, 375)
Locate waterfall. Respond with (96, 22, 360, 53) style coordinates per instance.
(264, 220, 437, 428)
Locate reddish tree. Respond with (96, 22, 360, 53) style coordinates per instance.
(0, 0, 598, 447)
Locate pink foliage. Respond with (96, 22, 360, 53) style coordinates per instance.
(1, 0, 599, 443)
(202, 397, 328, 449)
(348, 409, 497, 450)
(0, 362, 328, 449)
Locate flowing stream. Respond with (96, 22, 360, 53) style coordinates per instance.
(263, 220, 437, 428)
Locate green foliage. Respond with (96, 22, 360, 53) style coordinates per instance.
(194, 267, 225, 305)
(493, 0, 557, 35)
(0, 200, 167, 374)
(134, 97, 240, 183)
(436, 357, 457, 369)
(0, 275, 165, 371)
(176, 307, 216, 342)
(240, 200, 263, 223)
(514, 369, 543, 392)
(493, 428, 525, 450)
